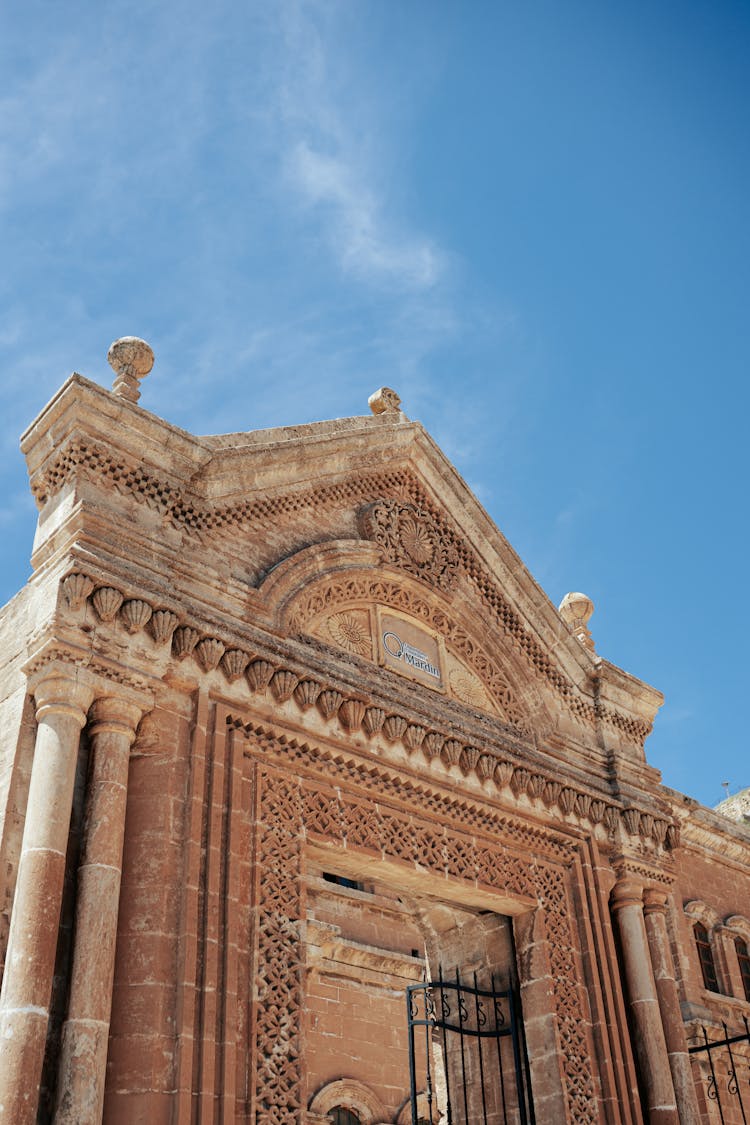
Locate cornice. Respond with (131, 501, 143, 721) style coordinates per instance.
(55, 569, 678, 854)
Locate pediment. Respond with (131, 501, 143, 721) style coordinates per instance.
(24, 378, 660, 750)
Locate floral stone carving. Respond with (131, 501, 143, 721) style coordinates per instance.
(358, 500, 459, 590)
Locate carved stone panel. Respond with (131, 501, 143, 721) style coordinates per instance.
(241, 729, 599, 1125)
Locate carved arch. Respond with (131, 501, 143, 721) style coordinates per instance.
(309, 1078, 389, 1124)
(726, 915, 750, 943)
(684, 900, 722, 930)
(259, 540, 555, 737)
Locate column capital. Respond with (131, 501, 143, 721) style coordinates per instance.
(610, 877, 644, 912)
(29, 662, 96, 727)
(643, 887, 670, 915)
(88, 696, 147, 741)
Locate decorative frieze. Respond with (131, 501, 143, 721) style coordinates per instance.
(57, 571, 677, 848)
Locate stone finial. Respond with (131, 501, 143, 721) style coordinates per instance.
(559, 591, 596, 652)
(107, 336, 154, 403)
(368, 386, 401, 415)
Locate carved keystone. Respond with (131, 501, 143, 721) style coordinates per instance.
(108, 336, 154, 404)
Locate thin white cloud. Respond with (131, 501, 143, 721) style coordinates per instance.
(275, 0, 444, 291)
(288, 141, 441, 289)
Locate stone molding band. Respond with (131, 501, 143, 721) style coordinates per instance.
(61, 571, 677, 851)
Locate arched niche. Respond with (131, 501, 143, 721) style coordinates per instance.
(308, 1078, 389, 1124)
(259, 540, 554, 739)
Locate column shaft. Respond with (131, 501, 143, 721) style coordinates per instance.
(612, 879, 679, 1125)
(0, 673, 93, 1125)
(643, 891, 701, 1124)
(54, 698, 143, 1125)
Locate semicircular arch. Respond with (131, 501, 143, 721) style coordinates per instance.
(259, 540, 555, 739)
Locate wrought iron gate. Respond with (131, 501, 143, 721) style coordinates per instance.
(406, 969, 534, 1125)
(689, 1017, 750, 1122)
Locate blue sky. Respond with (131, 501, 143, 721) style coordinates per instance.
(1, 0, 748, 808)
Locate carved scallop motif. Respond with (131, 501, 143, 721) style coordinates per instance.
(246, 660, 275, 692)
(461, 746, 481, 774)
(494, 761, 514, 786)
(195, 638, 225, 671)
(92, 587, 123, 622)
(339, 699, 366, 731)
(404, 724, 426, 751)
(543, 780, 562, 807)
(589, 799, 606, 824)
(652, 819, 669, 846)
(424, 732, 445, 758)
(150, 610, 179, 645)
(477, 754, 495, 779)
(383, 715, 408, 743)
(442, 739, 463, 766)
(604, 807, 620, 832)
(121, 599, 153, 634)
(527, 774, 547, 800)
(511, 768, 530, 796)
(221, 649, 250, 682)
(575, 793, 592, 820)
(271, 670, 298, 702)
(317, 690, 344, 720)
(622, 808, 642, 836)
(294, 680, 322, 710)
(62, 573, 94, 610)
(173, 626, 200, 660)
(363, 707, 386, 735)
(559, 788, 577, 815)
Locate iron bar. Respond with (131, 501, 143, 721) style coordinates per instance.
(491, 973, 510, 1125)
(439, 966, 454, 1125)
(407, 969, 532, 1125)
(456, 969, 470, 1124)
(473, 971, 489, 1125)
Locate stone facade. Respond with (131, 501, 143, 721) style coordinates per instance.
(0, 343, 748, 1124)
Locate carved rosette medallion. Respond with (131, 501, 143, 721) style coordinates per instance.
(358, 500, 459, 590)
(326, 610, 373, 659)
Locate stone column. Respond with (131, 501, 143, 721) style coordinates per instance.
(643, 889, 701, 1124)
(54, 695, 145, 1125)
(0, 668, 94, 1125)
(611, 877, 679, 1125)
